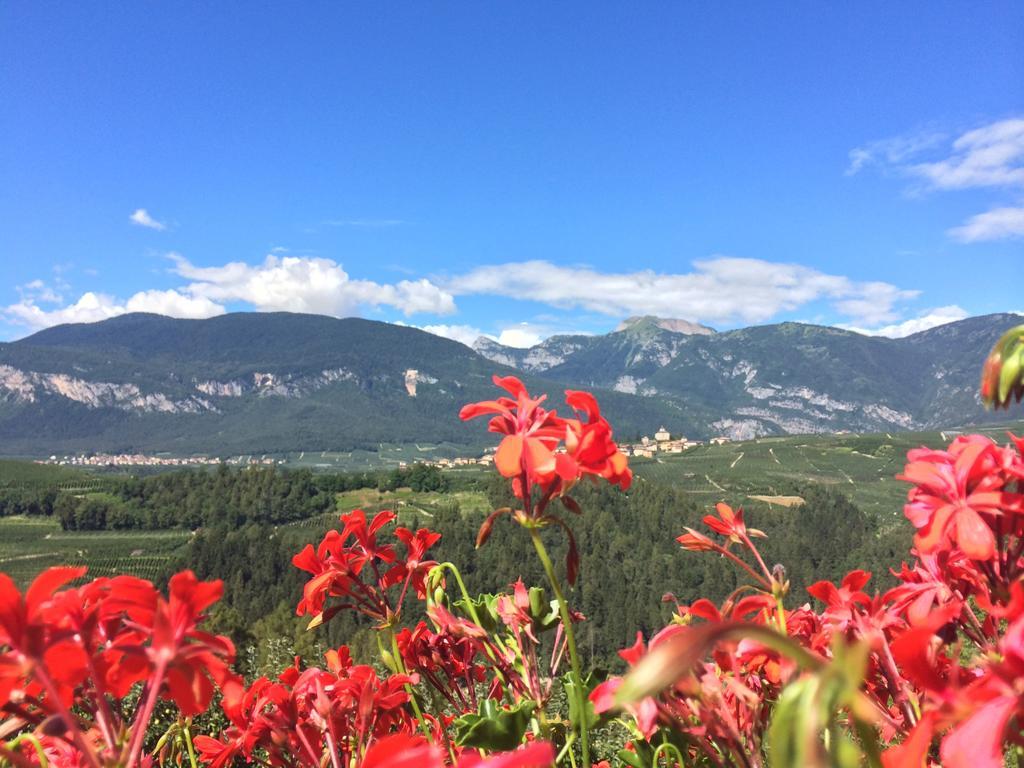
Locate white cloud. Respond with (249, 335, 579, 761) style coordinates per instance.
(172, 254, 455, 317)
(849, 118, 1024, 243)
(831, 281, 921, 326)
(3, 289, 225, 332)
(4, 292, 126, 329)
(495, 325, 546, 348)
(17, 279, 63, 305)
(846, 131, 946, 176)
(123, 289, 225, 318)
(848, 119, 1024, 191)
(911, 119, 1024, 191)
(948, 204, 1024, 242)
(3, 253, 456, 334)
(407, 322, 560, 349)
(446, 257, 917, 327)
(840, 305, 969, 338)
(129, 208, 167, 231)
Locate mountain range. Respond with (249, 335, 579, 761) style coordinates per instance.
(0, 311, 1020, 457)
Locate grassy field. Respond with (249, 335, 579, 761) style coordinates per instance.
(284, 487, 492, 534)
(632, 420, 1024, 518)
(0, 516, 190, 585)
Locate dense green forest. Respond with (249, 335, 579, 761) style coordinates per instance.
(0, 460, 910, 670)
(10, 463, 449, 531)
(160, 471, 908, 670)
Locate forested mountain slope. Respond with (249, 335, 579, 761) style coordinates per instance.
(0, 311, 1019, 454)
(0, 313, 679, 455)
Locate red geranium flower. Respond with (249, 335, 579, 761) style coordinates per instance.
(460, 375, 570, 487)
(293, 510, 441, 628)
(898, 435, 1023, 560)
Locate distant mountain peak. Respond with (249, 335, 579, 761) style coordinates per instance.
(614, 316, 716, 336)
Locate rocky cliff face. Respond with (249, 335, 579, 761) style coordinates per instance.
(472, 336, 589, 372)
(195, 368, 358, 399)
(0, 365, 214, 414)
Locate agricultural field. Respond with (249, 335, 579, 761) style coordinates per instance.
(633, 420, 1024, 519)
(0, 516, 190, 586)
(285, 487, 492, 533)
(0, 459, 110, 491)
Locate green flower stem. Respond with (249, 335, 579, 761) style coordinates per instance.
(431, 562, 511, 655)
(432, 563, 480, 622)
(182, 721, 199, 768)
(387, 627, 434, 742)
(528, 527, 590, 767)
(5, 734, 49, 768)
(556, 733, 577, 766)
(774, 593, 788, 635)
(429, 562, 515, 701)
(652, 741, 686, 767)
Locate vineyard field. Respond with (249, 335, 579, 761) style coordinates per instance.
(0, 516, 190, 585)
(631, 421, 1024, 518)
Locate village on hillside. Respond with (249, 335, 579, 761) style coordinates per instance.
(422, 427, 730, 469)
(36, 427, 732, 471)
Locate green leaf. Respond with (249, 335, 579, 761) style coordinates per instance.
(766, 641, 877, 768)
(452, 593, 503, 634)
(562, 672, 602, 731)
(453, 699, 536, 751)
(616, 748, 646, 768)
(766, 676, 817, 767)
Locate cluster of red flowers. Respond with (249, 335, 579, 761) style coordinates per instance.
(461, 375, 632, 498)
(194, 650, 554, 768)
(397, 576, 575, 714)
(193, 646, 417, 768)
(596, 432, 1024, 768)
(291, 509, 441, 628)
(0, 568, 237, 768)
(0, 511, 561, 768)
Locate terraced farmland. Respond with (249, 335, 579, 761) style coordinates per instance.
(633, 421, 1024, 518)
(0, 516, 190, 585)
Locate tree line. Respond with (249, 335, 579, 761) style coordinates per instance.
(169, 474, 909, 671)
(0, 462, 449, 531)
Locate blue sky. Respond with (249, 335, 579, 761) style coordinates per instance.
(1, 3, 1022, 346)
